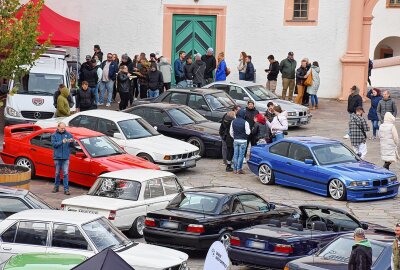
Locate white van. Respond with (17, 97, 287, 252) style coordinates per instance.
(4, 49, 74, 125)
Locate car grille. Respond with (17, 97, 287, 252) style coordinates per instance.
(373, 179, 389, 186)
(173, 151, 199, 160)
(21, 111, 54, 119)
(363, 190, 394, 198)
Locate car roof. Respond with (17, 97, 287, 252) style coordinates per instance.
(133, 103, 187, 110)
(75, 110, 140, 121)
(29, 56, 67, 75)
(0, 187, 28, 196)
(6, 209, 101, 224)
(184, 186, 250, 196)
(281, 136, 341, 146)
(40, 127, 103, 138)
(167, 88, 225, 95)
(101, 169, 176, 182)
(210, 80, 262, 88)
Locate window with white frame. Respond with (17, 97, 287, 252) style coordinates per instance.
(293, 0, 309, 19)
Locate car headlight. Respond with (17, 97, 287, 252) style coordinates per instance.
(287, 112, 296, 116)
(350, 181, 369, 187)
(389, 176, 397, 183)
(6, 106, 20, 117)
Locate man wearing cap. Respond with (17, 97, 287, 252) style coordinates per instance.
(349, 106, 370, 159)
(202, 48, 217, 84)
(344, 85, 363, 139)
(79, 55, 92, 81)
(392, 223, 400, 270)
(279, 52, 297, 101)
(348, 228, 372, 270)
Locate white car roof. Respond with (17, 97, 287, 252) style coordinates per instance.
(209, 80, 261, 88)
(6, 209, 101, 224)
(101, 169, 176, 182)
(29, 57, 67, 75)
(75, 110, 140, 121)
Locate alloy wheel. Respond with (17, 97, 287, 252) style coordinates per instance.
(16, 158, 32, 170)
(136, 216, 145, 236)
(329, 179, 344, 200)
(259, 164, 272, 185)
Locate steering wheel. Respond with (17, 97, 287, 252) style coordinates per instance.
(306, 215, 327, 229)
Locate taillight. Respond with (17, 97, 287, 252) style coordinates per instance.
(186, 224, 205, 233)
(145, 217, 156, 227)
(229, 236, 240, 246)
(274, 244, 293, 254)
(108, 210, 117, 220)
(60, 204, 65, 210)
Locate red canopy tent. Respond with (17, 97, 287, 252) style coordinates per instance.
(16, 0, 80, 47)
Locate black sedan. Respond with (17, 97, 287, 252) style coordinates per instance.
(228, 205, 377, 269)
(143, 186, 296, 251)
(124, 103, 222, 157)
(285, 232, 393, 270)
(132, 88, 237, 122)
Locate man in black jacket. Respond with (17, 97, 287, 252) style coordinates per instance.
(79, 59, 99, 104)
(244, 100, 259, 160)
(348, 228, 372, 270)
(201, 48, 217, 84)
(345, 85, 363, 139)
(245, 56, 255, 82)
(76, 81, 95, 112)
(265, 55, 279, 93)
(117, 65, 131, 110)
(147, 63, 163, 98)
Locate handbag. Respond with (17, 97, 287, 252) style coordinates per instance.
(225, 66, 231, 76)
(304, 69, 313, 86)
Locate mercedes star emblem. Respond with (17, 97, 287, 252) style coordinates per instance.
(33, 112, 41, 119)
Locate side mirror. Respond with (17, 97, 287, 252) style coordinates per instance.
(75, 152, 86, 158)
(361, 223, 369, 230)
(243, 96, 250, 101)
(269, 203, 276, 210)
(113, 133, 122, 139)
(200, 104, 210, 111)
(164, 121, 173, 127)
(304, 159, 314, 165)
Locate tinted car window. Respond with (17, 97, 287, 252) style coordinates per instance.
(269, 142, 290, 157)
(211, 84, 229, 92)
(313, 144, 359, 165)
(1, 223, 17, 243)
(188, 94, 207, 110)
(169, 93, 187, 105)
(97, 119, 119, 137)
(15, 221, 49, 246)
(231, 197, 245, 214)
(138, 108, 166, 126)
(229, 86, 247, 101)
(167, 192, 219, 213)
(69, 115, 82, 127)
(288, 143, 313, 162)
(168, 109, 195, 125)
(88, 177, 141, 201)
(205, 92, 235, 110)
(238, 194, 269, 212)
(161, 92, 172, 103)
(31, 132, 53, 149)
(0, 198, 30, 219)
(52, 224, 89, 250)
(246, 85, 279, 101)
(118, 118, 159, 139)
(72, 115, 98, 130)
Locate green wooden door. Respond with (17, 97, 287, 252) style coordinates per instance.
(172, 15, 216, 81)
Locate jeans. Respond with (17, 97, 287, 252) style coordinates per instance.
(239, 72, 245, 80)
(310, 94, 318, 106)
(371, 120, 379, 137)
(94, 83, 100, 104)
(147, 89, 159, 98)
(272, 133, 284, 142)
(221, 138, 227, 164)
(88, 87, 97, 105)
(99, 80, 114, 104)
(233, 140, 247, 171)
(54, 159, 69, 191)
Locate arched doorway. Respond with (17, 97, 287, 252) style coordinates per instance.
(374, 36, 400, 59)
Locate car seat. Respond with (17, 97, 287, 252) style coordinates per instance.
(312, 221, 327, 231)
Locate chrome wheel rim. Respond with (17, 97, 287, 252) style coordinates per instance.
(188, 139, 201, 149)
(329, 179, 344, 200)
(136, 216, 145, 236)
(16, 158, 31, 169)
(219, 233, 231, 249)
(259, 165, 272, 184)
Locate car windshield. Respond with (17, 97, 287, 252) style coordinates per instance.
(205, 92, 235, 110)
(246, 85, 279, 101)
(167, 192, 220, 214)
(118, 118, 159, 139)
(14, 73, 64, 96)
(312, 143, 360, 165)
(25, 193, 53, 209)
(80, 136, 125, 158)
(169, 107, 207, 125)
(318, 237, 385, 265)
(302, 207, 360, 230)
(82, 217, 130, 251)
(88, 178, 141, 201)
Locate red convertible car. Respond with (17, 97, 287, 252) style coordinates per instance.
(0, 124, 159, 187)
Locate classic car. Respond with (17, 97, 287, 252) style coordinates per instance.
(61, 169, 184, 237)
(0, 124, 159, 187)
(285, 231, 394, 270)
(36, 110, 200, 171)
(132, 88, 237, 122)
(204, 80, 312, 127)
(0, 187, 52, 221)
(248, 136, 399, 201)
(125, 103, 222, 157)
(143, 186, 296, 251)
(0, 210, 189, 270)
(0, 253, 86, 270)
(228, 204, 378, 269)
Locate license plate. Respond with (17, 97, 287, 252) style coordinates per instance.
(246, 240, 266, 250)
(184, 160, 196, 167)
(301, 117, 308, 122)
(161, 221, 179, 229)
(378, 187, 387, 193)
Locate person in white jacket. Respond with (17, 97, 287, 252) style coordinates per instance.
(267, 105, 288, 142)
(379, 112, 399, 170)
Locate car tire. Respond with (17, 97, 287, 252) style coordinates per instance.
(219, 231, 231, 249)
(187, 137, 205, 157)
(258, 164, 275, 185)
(15, 157, 35, 177)
(328, 179, 347, 201)
(127, 216, 146, 238)
(137, 153, 155, 163)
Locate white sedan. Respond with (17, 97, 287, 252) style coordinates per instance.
(36, 110, 200, 170)
(0, 209, 189, 270)
(61, 169, 183, 237)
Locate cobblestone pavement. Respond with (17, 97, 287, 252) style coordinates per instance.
(2, 99, 400, 270)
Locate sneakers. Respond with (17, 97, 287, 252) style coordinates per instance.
(226, 165, 233, 172)
(52, 187, 59, 193)
(238, 170, 245, 174)
(64, 191, 70, 195)
(106, 103, 111, 107)
(343, 134, 350, 139)
(369, 136, 376, 140)
(97, 102, 104, 106)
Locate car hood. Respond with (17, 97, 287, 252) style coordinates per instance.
(117, 242, 188, 269)
(255, 99, 308, 112)
(96, 154, 160, 170)
(325, 161, 395, 181)
(182, 121, 221, 136)
(62, 195, 142, 211)
(288, 255, 346, 270)
(128, 135, 198, 154)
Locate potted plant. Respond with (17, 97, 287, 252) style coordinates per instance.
(0, 164, 31, 190)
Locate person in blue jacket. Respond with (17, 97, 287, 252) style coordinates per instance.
(367, 88, 383, 140)
(174, 51, 186, 84)
(51, 122, 74, 195)
(215, 52, 227, 81)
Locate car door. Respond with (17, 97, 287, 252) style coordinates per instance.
(0, 221, 49, 262)
(188, 94, 211, 119)
(168, 92, 188, 106)
(267, 142, 291, 183)
(144, 178, 170, 213)
(48, 223, 94, 258)
(162, 176, 183, 203)
(29, 132, 55, 177)
(69, 115, 98, 132)
(68, 141, 95, 187)
(0, 197, 31, 221)
(222, 196, 251, 230)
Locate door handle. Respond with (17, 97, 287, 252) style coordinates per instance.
(30, 148, 37, 152)
(286, 162, 292, 165)
(2, 247, 12, 251)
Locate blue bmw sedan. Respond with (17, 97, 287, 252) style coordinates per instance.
(248, 136, 399, 201)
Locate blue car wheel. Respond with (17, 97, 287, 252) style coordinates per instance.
(328, 179, 347, 201)
(258, 164, 275, 185)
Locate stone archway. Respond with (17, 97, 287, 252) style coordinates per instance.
(340, 0, 379, 100)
